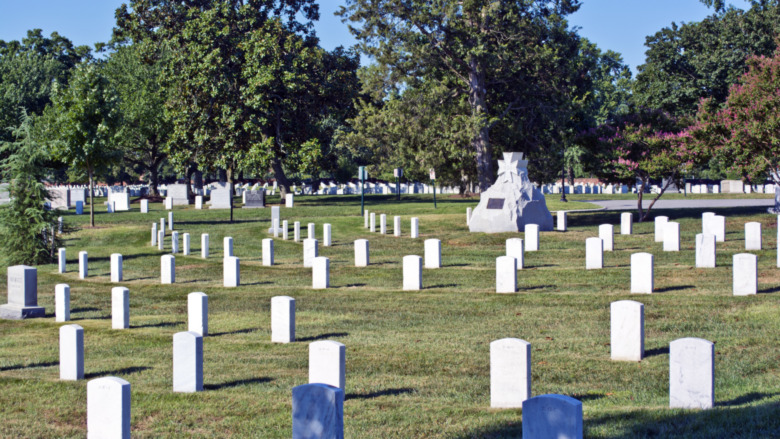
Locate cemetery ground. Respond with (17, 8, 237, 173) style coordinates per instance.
(1, 194, 779, 438)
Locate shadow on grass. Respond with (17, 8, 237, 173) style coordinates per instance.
(297, 332, 349, 342)
(132, 321, 182, 329)
(522, 285, 555, 292)
(758, 286, 780, 294)
(717, 392, 779, 407)
(342, 283, 367, 288)
(204, 376, 273, 390)
(71, 307, 100, 313)
(241, 281, 273, 286)
(644, 346, 670, 358)
(654, 285, 695, 293)
(569, 392, 606, 402)
(427, 284, 458, 289)
(210, 328, 258, 337)
(346, 387, 415, 400)
(85, 366, 150, 379)
(0, 361, 58, 371)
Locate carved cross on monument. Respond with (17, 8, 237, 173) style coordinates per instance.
(497, 152, 528, 183)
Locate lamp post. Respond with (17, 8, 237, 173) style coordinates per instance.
(359, 166, 366, 216)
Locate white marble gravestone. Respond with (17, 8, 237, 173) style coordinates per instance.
(424, 239, 441, 268)
(208, 183, 232, 209)
(87, 377, 131, 439)
(411, 217, 419, 238)
(110, 254, 123, 282)
(173, 331, 203, 393)
(745, 222, 762, 250)
(157, 231, 164, 251)
(403, 255, 423, 290)
(496, 256, 517, 293)
(55, 284, 70, 322)
(309, 340, 346, 390)
(469, 153, 553, 232)
(262, 238, 274, 266)
(702, 212, 715, 235)
(369, 213, 376, 232)
(171, 231, 180, 253)
(324, 224, 332, 247)
(303, 239, 318, 268)
(490, 338, 531, 408)
(292, 383, 343, 439)
(294, 221, 301, 242)
(224, 256, 240, 287)
(161, 255, 175, 284)
(380, 214, 387, 234)
(168, 211, 174, 230)
(60, 324, 84, 381)
(188, 292, 208, 336)
(271, 296, 295, 343)
(112, 287, 129, 329)
(58, 247, 67, 273)
(79, 251, 88, 279)
(308, 223, 316, 240)
(525, 224, 539, 251)
(669, 337, 714, 409)
(733, 253, 757, 295)
(631, 253, 654, 294)
(151, 224, 157, 246)
(695, 234, 716, 268)
(285, 193, 294, 208)
(160, 218, 166, 235)
(195, 195, 203, 209)
(506, 238, 524, 270)
(201, 234, 209, 259)
(354, 239, 369, 267)
(0, 265, 44, 319)
(585, 237, 603, 269)
(599, 224, 614, 251)
(364, 210, 369, 228)
(268, 206, 282, 234)
(621, 212, 633, 235)
(140, 199, 148, 213)
(223, 237, 233, 258)
(663, 222, 680, 252)
(283, 220, 289, 240)
(183, 233, 190, 256)
(522, 394, 583, 439)
(557, 211, 567, 232)
(654, 216, 669, 242)
(610, 300, 644, 361)
(312, 257, 330, 289)
(394, 216, 401, 237)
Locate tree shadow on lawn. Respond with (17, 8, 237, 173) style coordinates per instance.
(204, 376, 273, 390)
(643, 346, 669, 358)
(296, 332, 349, 342)
(85, 366, 151, 379)
(346, 387, 415, 400)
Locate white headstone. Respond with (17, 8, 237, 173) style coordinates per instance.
(394, 216, 401, 237)
(424, 239, 441, 269)
(285, 193, 294, 207)
(283, 220, 289, 240)
(586, 237, 603, 269)
(323, 224, 332, 247)
(294, 221, 301, 242)
(171, 231, 180, 253)
(160, 218, 166, 235)
(223, 237, 233, 258)
(369, 213, 376, 232)
(307, 223, 316, 240)
(292, 384, 344, 439)
(262, 238, 274, 266)
(58, 248, 67, 273)
(411, 217, 419, 238)
(55, 284, 70, 322)
(525, 224, 539, 251)
(669, 337, 714, 409)
(273, 218, 279, 238)
(466, 207, 472, 225)
(695, 234, 716, 268)
(157, 230, 164, 251)
(663, 222, 680, 252)
(702, 212, 715, 235)
(201, 234, 209, 259)
(183, 233, 190, 255)
(223, 256, 240, 287)
(168, 211, 174, 230)
(654, 216, 669, 242)
(354, 239, 369, 267)
(87, 377, 131, 439)
(610, 300, 644, 361)
(733, 253, 757, 296)
(108, 253, 123, 282)
(631, 253, 653, 294)
(303, 239, 318, 268)
(496, 256, 517, 293)
(151, 224, 157, 246)
(312, 257, 330, 289)
(745, 222, 761, 250)
(187, 292, 208, 336)
(557, 211, 567, 232)
(621, 212, 633, 235)
(364, 210, 369, 228)
(599, 224, 614, 251)
(173, 331, 203, 393)
(78, 251, 88, 279)
(522, 394, 583, 439)
(308, 340, 346, 390)
(271, 296, 295, 343)
(60, 324, 84, 380)
(506, 238, 524, 270)
(161, 255, 175, 284)
(195, 195, 203, 209)
(380, 214, 387, 234)
(403, 255, 423, 290)
(111, 287, 129, 329)
(490, 338, 531, 408)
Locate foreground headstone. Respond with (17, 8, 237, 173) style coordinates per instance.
(631, 253, 653, 294)
(599, 224, 614, 251)
(380, 214, 387, 234)
(411, 217, 419, 238)
(490, 338, 531, 408)
(58, 248, 67, 273)
(733, 253, 757, 296)
(140, 199, 148, 213)
(403, 255, 423, 290)
(695, 234, 716, 268)
(292, 383, 344, 439)
(55, 284, 70, 322)
(663, 222, 680, 252)
(621, 212, 633, 235)
(0, 265, 44, 319)
(304, 239, 318, 268)
(294, 221, 301, 242)
(394, 216, 401, 237)
(224, 256, 240, 287)
(110, 253, 123, 282)
(370, 213, 376, 232)
(669, 337, 714, 409)
(79, 251, 88, 279)
(354, 239, 369, 267)
(525, 224, 539, 251)
(112, 287, 130, 329)
(87, 377, 131, 439)
(309, 340, 346, 390)
(711, 215, 726, 242)
(161, 255, 175, 284)
(60, 324, 84, 380)
(506, 238, 524, 270)
(173, 331, 203, 393)
(188, 292, 208, 336)
(585, 237, 603, 269)
(654, 216, 669, 242)
(271, 296, 295, 343)
(312, 257, 330, 289)
(610, 300, 644, 361)
(745, 222, 762, 250)
(171, 231, 180, 253)
(424, 239, 441, 268)
(262, 238, 274, 266)
(224, 237, 233, 258)
(324, 224, 332, 247)
(201, 234, 209, 259)
(495, 256, 517, 293)
(522, 394, 583, 439)
(182, 233, 190, 255)
(557, 211, 567, 232)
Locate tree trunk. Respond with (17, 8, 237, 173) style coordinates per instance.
(271, 157, 291, 199)
(642, 172, 676, 222)
(636, 179, 645, 222)
(149, 165, 160, 197)
(88, 165, 95, 227)
(185, 164, 196, 203)
(468, 58, 493, 192)
(226, 165, 234, 223)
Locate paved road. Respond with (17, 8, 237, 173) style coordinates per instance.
(584, 198, 776, 211)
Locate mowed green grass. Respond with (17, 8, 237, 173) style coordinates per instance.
(0, 194, 778, 438)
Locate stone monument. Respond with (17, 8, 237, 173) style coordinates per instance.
(0, 265, 45, 319)
(469, 152, 553, 233)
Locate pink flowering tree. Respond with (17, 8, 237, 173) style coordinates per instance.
(685, 46, 780, 211)
(579, 109, 695, 221)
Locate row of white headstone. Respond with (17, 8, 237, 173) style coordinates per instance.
(364, 210, 419, 238)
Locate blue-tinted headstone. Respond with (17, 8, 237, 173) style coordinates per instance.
(522, 394, 582, 439)
(76, 201, 84, 215)
(292, 383, 344, 439)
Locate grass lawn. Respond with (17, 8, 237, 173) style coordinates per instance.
(0, 193, 778, 438)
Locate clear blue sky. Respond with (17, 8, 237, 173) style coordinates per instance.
(0, 1, 753, 74)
